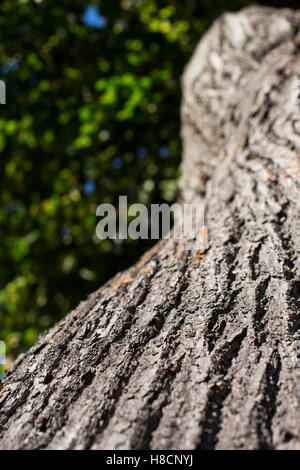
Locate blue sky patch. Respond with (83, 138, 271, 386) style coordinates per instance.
(83, 6, 106, 29)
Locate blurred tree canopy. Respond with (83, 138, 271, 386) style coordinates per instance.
(0, 0, 253, 361)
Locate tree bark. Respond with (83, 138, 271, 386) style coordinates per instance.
(1, 6, 300, 450)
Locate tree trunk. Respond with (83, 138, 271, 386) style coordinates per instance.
(1, 6, 300, 450)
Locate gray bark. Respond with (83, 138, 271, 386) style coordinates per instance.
(1, 6, 300, 450)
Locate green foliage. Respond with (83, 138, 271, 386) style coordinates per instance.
(0, 0, 250, 360)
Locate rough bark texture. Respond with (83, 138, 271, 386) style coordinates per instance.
(1, 6, 300, 450)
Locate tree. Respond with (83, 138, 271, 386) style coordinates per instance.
(0, 0, 250, 359)
(1, 6, 300, 450)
